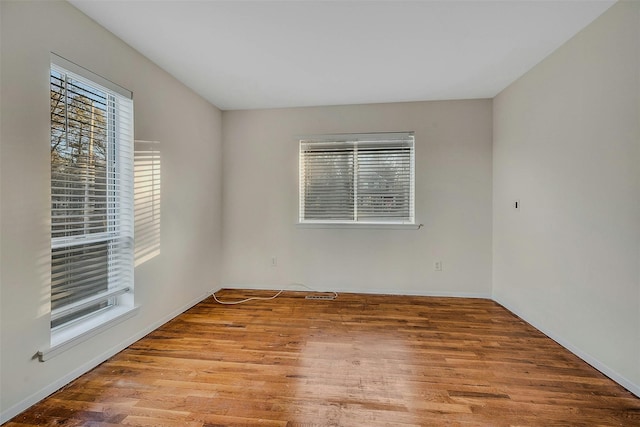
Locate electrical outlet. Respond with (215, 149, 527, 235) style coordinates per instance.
(434, 261, 442, 271)
(271, 256, 277, 267)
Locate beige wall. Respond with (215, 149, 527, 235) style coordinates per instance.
(222, 100, 493, 296)
(493, 1, 640, 394)
(0, 1, 222, 420)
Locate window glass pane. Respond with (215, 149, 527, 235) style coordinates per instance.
(356, 146, 412, 220)
(51, 73, 111, 238)
(303, 148, 354, 220)
(51, 240, 110, 310)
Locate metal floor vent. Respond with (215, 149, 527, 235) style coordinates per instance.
(305, 295, 336, 301)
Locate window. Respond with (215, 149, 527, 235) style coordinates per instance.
(50, 55, 134, 331)
(299, 132, 415, 225)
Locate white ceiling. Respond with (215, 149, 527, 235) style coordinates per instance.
(69, 0, 615, 111)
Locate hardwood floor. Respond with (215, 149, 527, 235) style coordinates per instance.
(5, 290, 640, 426)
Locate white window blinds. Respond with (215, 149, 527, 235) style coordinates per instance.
(299, 132, 415, 224)
(50, 58, 134, 329)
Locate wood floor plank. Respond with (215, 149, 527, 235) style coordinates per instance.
(4, 290, 639, 426)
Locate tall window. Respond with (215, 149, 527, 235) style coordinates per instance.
(299, 132, 415, 224)
(50, 56, 134, 330)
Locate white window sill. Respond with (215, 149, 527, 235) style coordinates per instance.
(296, 222, 423, 230)
(38, 305, 140, 362)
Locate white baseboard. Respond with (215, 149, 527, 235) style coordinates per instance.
(0, 292, 211, 424)
(219, 283, 491, 299)
(494, 296, 640, 398)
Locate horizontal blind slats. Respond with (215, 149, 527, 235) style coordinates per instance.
(50, 63, 134, 327)
(300, 133, 414, 224)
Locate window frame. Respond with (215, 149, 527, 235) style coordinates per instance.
(45, 54, 136, 358)
(298, 132, 416, 226)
